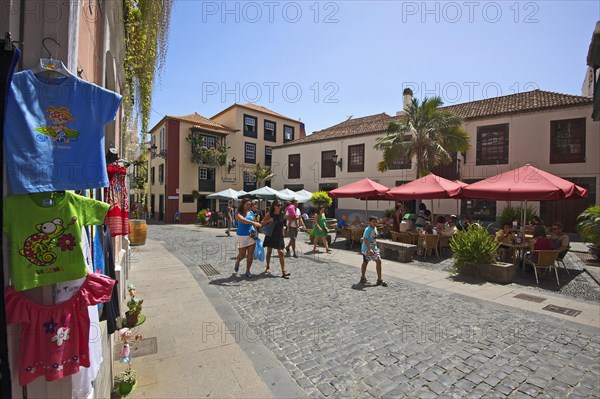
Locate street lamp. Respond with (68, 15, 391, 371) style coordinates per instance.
(150, 144, 167, 159)
(228, 157, 237, 173)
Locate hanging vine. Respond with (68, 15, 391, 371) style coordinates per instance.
(123, 0, 174, 154)
(186, 134, 229, 167)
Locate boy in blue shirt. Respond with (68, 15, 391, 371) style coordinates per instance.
(360, 216, 388, 287)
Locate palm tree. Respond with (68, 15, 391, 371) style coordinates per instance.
(375, 96, 470, 177)
(252, 163, 274, 188)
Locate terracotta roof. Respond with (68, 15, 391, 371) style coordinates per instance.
(211, 103, 301, 123)
(277, 90, 594, 148)
(441, 90, 593, 120)
(152, 113, 236, 135)
(276, 113, 393, 148)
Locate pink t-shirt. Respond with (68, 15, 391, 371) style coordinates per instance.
(5, 273, 115, 385)
(285, 204, 296, 219)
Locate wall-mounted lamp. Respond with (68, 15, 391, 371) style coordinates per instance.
(228, 157, 237, 173)
(150, 144, 167, 159)
(332, 154, 343, 171)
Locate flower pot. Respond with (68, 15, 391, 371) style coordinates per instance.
(455, 262, 516, 284)
(125, 311, 140, 327)
(129, 219, 147, 246)
(117, 379, 138, 397)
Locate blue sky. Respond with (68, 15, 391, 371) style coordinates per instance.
(149, 1, 600, 134)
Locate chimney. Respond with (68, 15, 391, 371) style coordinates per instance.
(402, 88, 413, 111)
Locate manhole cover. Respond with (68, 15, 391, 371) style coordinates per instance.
(199, 263, 220, 276)
(114, 337, 158, 360)
(514, 293, 547, 303)
(542, 304, 582, 317)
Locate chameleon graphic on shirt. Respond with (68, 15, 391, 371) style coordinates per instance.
(35, 106, 79, 143)
(19, 216, 77, 267)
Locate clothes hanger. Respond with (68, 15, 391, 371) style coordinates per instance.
(30, 37, 74, 78)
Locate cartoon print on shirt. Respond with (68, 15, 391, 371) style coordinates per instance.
(19, 216, 78, 267)
(34, 106, 79, 143)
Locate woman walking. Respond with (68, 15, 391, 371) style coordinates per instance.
(313, 206, 332, 253)
(235, 199, 262, 278)
(261, 201, 290, 278)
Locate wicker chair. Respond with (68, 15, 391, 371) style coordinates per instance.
(390, 231, 402, 242)
(420, 234, 440, 258)
(350, 227, 365, 248)
(524, 250, 560, 285)
(555, 246, 571, 277)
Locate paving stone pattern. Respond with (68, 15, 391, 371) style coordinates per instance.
(149, 225, 600, 398)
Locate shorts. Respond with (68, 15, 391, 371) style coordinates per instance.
(237, 235, 256, 248)
(362, 248, 381, 263)
(287, 226, 298, 239)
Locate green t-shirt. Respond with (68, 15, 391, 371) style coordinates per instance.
(3, 191, 109, 291)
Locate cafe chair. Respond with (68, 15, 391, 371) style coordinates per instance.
(555, 246, 571, 277)
(390, 231, 401, 243)
(351, 227, 364, 248)
(524, 250, 560, 286)
(421, 234, 440, 259)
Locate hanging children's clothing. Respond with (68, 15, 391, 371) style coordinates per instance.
(96, 225, 120, 334)
(3, 70, 122, 194)
(104, 165, 130, 237)
(4, 273, 115, 385)
(3, 191, 109, 291)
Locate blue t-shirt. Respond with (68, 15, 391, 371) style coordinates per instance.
(361, 225, 378, 253)
(4, 70, 122, 194)
(237, 212, 254, 236)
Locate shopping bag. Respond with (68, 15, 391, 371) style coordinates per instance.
(254, 238, 265, 262)
(261, 221, 274, 237)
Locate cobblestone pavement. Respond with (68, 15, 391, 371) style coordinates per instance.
(330, 240, 600, 304)
(149, 225, 600, 398)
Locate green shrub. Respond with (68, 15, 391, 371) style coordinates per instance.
(197, 209, 207, 224)
(577, 206, 600, 245)
(450, 224, 499, 274)
(499, 205, 537, 226)
(310, 191, 333, 207)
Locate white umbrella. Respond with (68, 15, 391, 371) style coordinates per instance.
(240, 186, 295, 201)
(206, 188, 242, 200)
(295, 189, 313, 203)
(278, 188, 302, 201)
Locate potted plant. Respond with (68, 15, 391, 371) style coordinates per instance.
(310, 191, 333, 208)
(197, 209, 207, 225)
(128, 152, 149, 246)
(450, 224, 515, 284)
(114, 367, 138, 397)
(577, 206, 600, 259)
(125, 284, 144, 327)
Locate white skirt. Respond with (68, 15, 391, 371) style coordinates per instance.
(237, 235, 256, 248)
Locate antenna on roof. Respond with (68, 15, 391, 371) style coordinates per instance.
(347, 115, 353, 120)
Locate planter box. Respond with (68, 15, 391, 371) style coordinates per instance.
(457, 262, 516, 284)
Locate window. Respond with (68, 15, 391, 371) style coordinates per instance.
(150, 167, 155, 185)
(158, 164, 164, 184)
(476, 124, 509, 165)
(321, 150, 336, 178)
(288, 154, 300, 179)
(284, 125, 294, 142)
(245, 142, 256, 164)
(200, 168, 207, 179)
(264, 120, 276, 142)
(243, 170, 257, 191)
(389, 148, 412, 170)
(244, 115, 257, 138)
(348, 144, 365, 172)
(159, 128, 165, 151)
(265, 146, 272, 166)
(202, 135, 216, 148)
(550, 118, 586, 163)
(182, 195, 195, 203)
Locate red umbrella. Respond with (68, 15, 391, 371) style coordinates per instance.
(386, 173, 465, 200)
(329, 178, 389, 220)
(461, 165, 588, 201)
(329, 178, 389, 199)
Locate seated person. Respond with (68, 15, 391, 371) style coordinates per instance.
(529, 216, 547, 238)
(435, 216, 446, 234)
(442, 219, 458, 237)
(451, 215, 462, 231)
(461, 216, 473, 230)
(494, 223, 515, 262)
(422, 222, 436, 235)
(336, 214, 348, 236)
(399, 219, 413, 232)
(550, 222, 570, 258)
(351, 215, 362, 226)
